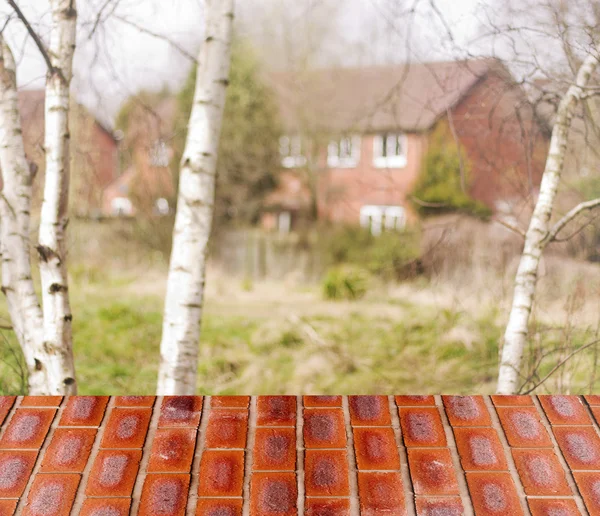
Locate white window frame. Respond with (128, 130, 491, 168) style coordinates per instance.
(111, 197, 133, 217)
(327, 135, 361, 168)
(150, 139, 170, 167)
(280, 135, 306, 168)
(373, 133, 407, 169)
(278, 211, 291, 234)
(360, 205, 406, 235)
(155, 197, 170, 215)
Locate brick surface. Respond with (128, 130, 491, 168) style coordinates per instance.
(101, 407, 152, 448)
(303, 408, 347, 448)
(0, 500, 17, 516)
(114, 396, 155, 407)
(573, 471, 600, 515)
(138, 473, 190, 516)
(394, 395, 436, 406)
(453, 427, 508, 471)
(495, 406, 552, 448)
(195, 498, 243, 516)
(490, 395, 535, 406)
(59, 396, 109, 426)
(198, 450, 245, 497)
(358, 471, 406, 516)
(398, 407, 446, 447)
(0, 397, 15, 427)
(250, 472, 297, 516)
(22, 473, 80, 516)
(40, 428, 96, 472)
(85, 449, 142, 496)
(415, 497, 464, 516)
(0, 450, 37, 498)
(553, 426, 600, 470)
(21, 396, 63, 407)
(443, 395, 491, 426)
(205, 409, 248, 449)
(585, 395, 600, 406)
(304, 498, 351, 516)
(158, 396, 203, 427)
(304, 449, 350, 496)
(80, 498, 132, 516)
(349, 395, 391, 426)
(527, 498, 581, 516)
(0, 408, 56, 449)
(511, 448, 571, 495)
(539, 395, 591, 425)
(256, 396, 296, 426)
(253, 427, 296, 471)
(303, 395, 343, 407)
(407, 448, 460, 495)
(147, 428, 197, 472)
(211, 396, 250, 408)
(466, 472, 523, 515)
(353, 427, 401, 470)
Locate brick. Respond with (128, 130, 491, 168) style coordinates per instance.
(304, 449, 349, 496)
(256, 396, 296, 426)
(0, 500, 17, 516)
(511, 448, 570, 496)
(0, 450, 37, 498)
(495, 407, 552, 447)
(59, 396, 109, 426)
(398, 408, 446, 447)
(453, 427, 508, 471)
(195, 499, 243, 516)
(586, 395, 600, 406)
(138, 474, 190, 516)
(80, 498, 131, 516)
(159, 396, 203, 427)
(303, 408, 346, 448)
(40, 428, 96, 473)
(147, 428, 197, 472)
(252, 427, 296, 471)
(358, 471, 406, 516)
(591, 406, 600, 427)
(407, 448, 460, 495)
(415, 497, 464, 516)
(303, 396, 343, 407)
(211, 396, 250, 408)
(0, 408, 56, 449)
(0, 397, 15, 426)
(250, 472, 297, 516)
(574, 471, 600, 515)
(442, 395, 491, 426)
(394, 395, 435, 406)
(114, 396, 155, 407)
(353, 427, 400, 470)
(100, 407, 152, 448)
(553, 426, 600, 470)
(85, 449, 142, 496)
(465, 472, 523, 515)
(198, 450, 245, 497)
(490, 395, 534, 407)
(349, 396, 391, 426)
(305, 498, 350, 516)
(21, 396, 63, 407)
(205, 409, 248, 449)
(527, 498, 581, 516)
(539, 395, 591, 425)
(22, 473, 80, 516)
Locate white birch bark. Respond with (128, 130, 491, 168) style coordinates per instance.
(35, 0, 78, 394)
(157, 0, 234, 394)
(496, 52, 599, 394)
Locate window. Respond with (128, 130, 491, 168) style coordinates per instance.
(328, 135, 361, 168)
(111, 197, 133, 217)
(360, 205, 406, 235)
(278, 211, 291, 233)
(155, 198, 170, 216)
(150, 139, 170, 167)
(373, 133, 407, 168)
(279, 135, 306, 168)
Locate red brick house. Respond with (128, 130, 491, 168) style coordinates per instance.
(263, 58, 549, 233)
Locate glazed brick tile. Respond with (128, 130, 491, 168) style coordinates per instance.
(407, 448, 460, 495)
(591, 406, 600, 427)
(511, 448, 570, 496)
(527, 498, 581, 516)
(100, 407, 152, 448)
(415, 497, 464, 516)
(586, 395, 600, 406)
(303, 408, 347, 448)
(495, 406, 552, 447)
(539, 395, 591, 425)
(256, 396, 296, 426)
(40, 428, 96, 472)
(253, 427, 296, 471)
(442, 395, 491, 426)
(353, 427, 400, 470)
(198, 450, 245, 497)
(491, 395, 535, 407)
(138, 473, 190, 516)
(574, 472, 600, 515)
(304, 449, 350, 496)
(147, 428, 197, 472)
(20, 396, 63, 407)
(465, 472, 523, 515)
(398, 407, 446, 447)
(80, 498, 131, 516)
(0, 408, 56, 449)
(453, 427, 508, 471)
(85, 449, 142, 496)
(211, 396, 250, 408)
(250, 472, 297, 516)
(303, 395, 343, 407)
(158, 396, 203, 427)
(0, 396, 15, 426)
(305, 498, 350, 516)
(0, 500, 17, 516)
(205, 409, 248, 449)
(349, 395, 391, 426)
(553, 426, 600, 470)
(394, 395, 436, 406)
(0, 450, 37, 497)
(22, 473, 80, 516)
(196, 498, 243, 516)
(59, 396, 109, 426)
(114, 396, 155, 407)
(357, 471, 406, 516)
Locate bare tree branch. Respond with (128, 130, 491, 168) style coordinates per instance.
(493, 217, 527, 238)
(546, 197, 600, 243)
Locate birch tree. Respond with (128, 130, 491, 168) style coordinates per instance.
(157, 0, 234, 394)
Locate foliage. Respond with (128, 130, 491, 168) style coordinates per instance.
(412, 121, 491, 218)
(322, 266, 370, 300)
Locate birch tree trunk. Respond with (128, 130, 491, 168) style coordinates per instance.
(157, 0, 234, 394)
(35, 0, 78, 394)
(496, 52, 599, 394)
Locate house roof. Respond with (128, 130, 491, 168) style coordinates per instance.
(267, 58, 511, 133)
(1, 394, 599, 514)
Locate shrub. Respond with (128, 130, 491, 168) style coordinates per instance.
(322, 266, 370, 301)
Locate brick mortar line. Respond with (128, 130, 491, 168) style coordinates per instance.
(70, 396, 114, 514)
(241, 396, 256, 516)
(534, 396, 590, 515)
(187, 396, 211, 516)
(130, 396, 162, 515)
(295, 395, 305, 516)
(342, 396, 360, 516)
(389, 395, 416, 516)
(15, 397, 65, 515)
(435, 395, 474, 516)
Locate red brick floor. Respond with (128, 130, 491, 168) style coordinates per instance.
(1, 395, 599, 514)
